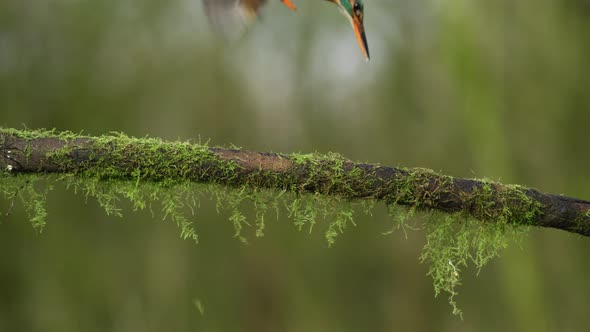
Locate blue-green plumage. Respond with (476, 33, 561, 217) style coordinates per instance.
(202, 0, 370, 60)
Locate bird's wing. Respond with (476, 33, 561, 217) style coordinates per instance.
(202, 0, 268, 40)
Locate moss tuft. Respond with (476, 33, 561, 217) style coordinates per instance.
(0, 172, 50, 233)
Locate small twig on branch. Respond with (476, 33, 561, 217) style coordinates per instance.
(1, 128, 589, 236)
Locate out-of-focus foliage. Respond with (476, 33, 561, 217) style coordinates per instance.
(1, 0, 590, 331)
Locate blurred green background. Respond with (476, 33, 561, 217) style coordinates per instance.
(1, 0, 590, 331)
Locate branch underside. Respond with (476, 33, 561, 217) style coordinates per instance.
(1, 129, 589, 236)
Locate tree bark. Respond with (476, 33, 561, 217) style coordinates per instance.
(1, 128, 589, 236)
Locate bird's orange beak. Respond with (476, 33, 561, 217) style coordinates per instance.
(352, 15, 369, 60)
(281, 0, 297, 11)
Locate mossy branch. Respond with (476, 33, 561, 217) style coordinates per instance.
(2, 128, 590, 316)
(1, 128, 589, 237)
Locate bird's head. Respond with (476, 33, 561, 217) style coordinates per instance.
(328, 0, 369, 60)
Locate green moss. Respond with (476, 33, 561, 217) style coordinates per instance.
(467, 180, 542, 227)
(413, 179, 542, 317)
(572, 210, 590, 234)
(418, 212, 524, 318)
(0, 172, 50, 233)
(384, 204, 418, 238)
(1, 128, 547, 316)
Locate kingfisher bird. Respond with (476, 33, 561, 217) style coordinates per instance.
(202, 0, 370, 60)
